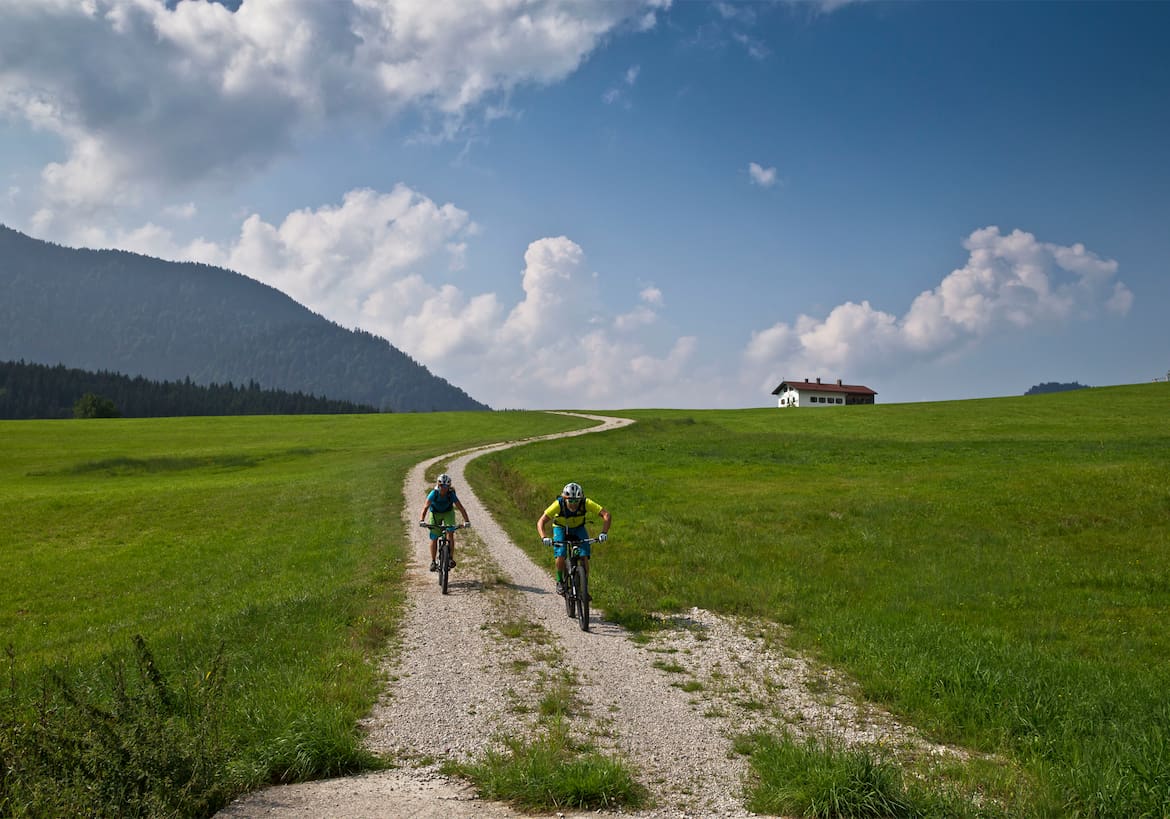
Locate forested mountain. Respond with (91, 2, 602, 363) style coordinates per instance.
(0, 225, 489, 412)
(1, 360, 377, 419)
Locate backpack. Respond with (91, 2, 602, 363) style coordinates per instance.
(557, 495, 586, 519)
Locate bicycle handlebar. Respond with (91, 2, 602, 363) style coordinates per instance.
(419, 522, 471, 532)
(549, 537, 602, 546)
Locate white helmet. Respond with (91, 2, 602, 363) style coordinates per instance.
(436, 473, 453, 488)
(562, 482, 583, 499)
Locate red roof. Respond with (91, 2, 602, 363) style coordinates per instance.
(771, 379, 877, 396)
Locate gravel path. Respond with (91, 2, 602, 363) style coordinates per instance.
(217, 413, 957, 818)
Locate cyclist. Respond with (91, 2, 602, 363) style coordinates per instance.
(419, 473, 470, 572)
(536, 482, 611, 596)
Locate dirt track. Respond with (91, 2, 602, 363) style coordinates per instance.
(217, 413, 954, 818)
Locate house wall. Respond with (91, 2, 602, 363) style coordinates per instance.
(777, 388, 874, 407)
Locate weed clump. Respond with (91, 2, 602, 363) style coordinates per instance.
(1, 637, 231, 818)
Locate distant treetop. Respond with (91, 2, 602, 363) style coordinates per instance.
(1025, 381, 1090, 396)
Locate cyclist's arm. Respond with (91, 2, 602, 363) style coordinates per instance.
(454, 499, 470, 522)
(584, 498, 610, 535)
(537, 510, 554, 539)
(419, 491, 434, 523)
(597, 506, 612, 535)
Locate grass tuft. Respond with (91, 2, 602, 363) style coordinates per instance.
(741, 732, 997, 819)
(1, 636, 231, 818)
(450, 722, 647, 812)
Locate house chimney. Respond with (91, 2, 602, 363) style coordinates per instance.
(816, 377, 821, 384)
(804, 378, 809, 383)
(837, 378, 842, 386)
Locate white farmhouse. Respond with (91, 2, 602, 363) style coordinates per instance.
(771, 378, 877, 408)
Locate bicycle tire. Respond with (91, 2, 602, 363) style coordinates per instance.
(564, 556, 576, 618)
(576, 563, 590, 632)
(438, 536, 450, 594)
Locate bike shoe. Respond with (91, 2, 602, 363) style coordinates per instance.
(555, 581, 566, 596)
(429, 561, 438, 572)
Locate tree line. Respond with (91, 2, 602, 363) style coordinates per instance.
(0, 360, 378, 420)
(1025, 381, 1090, 396)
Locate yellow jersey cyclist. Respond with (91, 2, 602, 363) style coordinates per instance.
(536, 482, 611, 596)
(419, 473, 470, 572)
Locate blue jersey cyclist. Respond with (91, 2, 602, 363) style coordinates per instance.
(536, 482, 611, 596)
(419, 473, 470, 572)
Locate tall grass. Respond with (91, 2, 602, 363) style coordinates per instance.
(466, 384, 1170, 817)
(0, 411, 588, 816)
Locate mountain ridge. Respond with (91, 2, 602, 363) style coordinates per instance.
(0, 225, 489, 412)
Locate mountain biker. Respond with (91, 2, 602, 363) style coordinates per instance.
(419, 473, 470, 572)
(536, 482, 611, 596)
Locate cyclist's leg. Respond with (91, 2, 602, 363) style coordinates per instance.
(426, 511, 439, 565)
(552, 525, 569, 591)
(421, 512, 439, 568)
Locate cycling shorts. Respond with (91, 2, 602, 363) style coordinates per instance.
(426, 509, 456, 539)
(552, 525, 591, 558)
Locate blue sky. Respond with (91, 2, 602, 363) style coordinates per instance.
(1, 0, 1166, 409)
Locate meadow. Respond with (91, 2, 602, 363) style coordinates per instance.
(2, 384, 1167, 817)
(467, 383, 1170, 817)
(0, 410, 589, 816)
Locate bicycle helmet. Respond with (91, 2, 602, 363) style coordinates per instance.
(436, 473, 453, 488)
(562, 482, 583, 500)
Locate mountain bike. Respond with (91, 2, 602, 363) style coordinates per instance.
(554, 537, 601, 632)
(420, 522, 469, 594)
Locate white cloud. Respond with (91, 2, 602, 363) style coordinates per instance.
(96, 185, 695, 409)
(748, 162, 777, 187)
(0, 0, 669, 220)
(743, 226, 1132, 391)
(164, 202, 197, 220)
(615, 285, 664, 331)
(603, 63, 641, 105)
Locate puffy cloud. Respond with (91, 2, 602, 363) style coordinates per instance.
(748, 162, 777, 187)
(0, 0, 670, 216)
(100, 186, 693, 409)
(744, 226, 1131, 390)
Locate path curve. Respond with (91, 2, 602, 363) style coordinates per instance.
(217, 413, 953, 818)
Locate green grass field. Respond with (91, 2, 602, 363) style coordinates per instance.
(3, 384, 1168, 817)
(0, 411, 589, 816)
(467, 384, 1170, 817)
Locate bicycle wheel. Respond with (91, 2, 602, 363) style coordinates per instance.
(575, 563, 590, 632)
(438, 536, 450, 594)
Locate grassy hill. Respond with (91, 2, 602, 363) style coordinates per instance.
(469, 383, 1170, 816)
(3, 384, 1167, 816)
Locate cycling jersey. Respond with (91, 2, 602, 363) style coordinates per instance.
(541, 497, 604, 529)
(426, 487, 460, 513)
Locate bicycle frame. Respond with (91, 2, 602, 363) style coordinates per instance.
(553, 537, 601, 632)
(421, 522, 469, 595)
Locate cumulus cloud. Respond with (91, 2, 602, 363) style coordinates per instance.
(0, 0, 670, 219)
(743, 226, 1132, 389)
(748, 162, 777, 187)
(99, 184, 695, 409)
